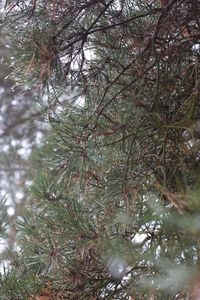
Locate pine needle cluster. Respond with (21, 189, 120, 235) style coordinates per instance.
(1, 0, 200, 299)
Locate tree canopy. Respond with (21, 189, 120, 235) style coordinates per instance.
(1, 0, 200, 299)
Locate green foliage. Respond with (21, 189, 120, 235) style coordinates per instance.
(0, 199, 9, 240)
(0, 269, 41, 300)
(2, 0, 200, 299)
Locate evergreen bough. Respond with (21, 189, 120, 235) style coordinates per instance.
(1, 0, 200, 298)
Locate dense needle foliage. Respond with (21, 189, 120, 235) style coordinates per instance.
(1, 0, 200, 299)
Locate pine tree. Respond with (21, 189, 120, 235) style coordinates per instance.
(0, 33, 49, 255)
(1, 0, 200, 299)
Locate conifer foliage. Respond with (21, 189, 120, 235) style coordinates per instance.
(1, 0, 200, 299)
